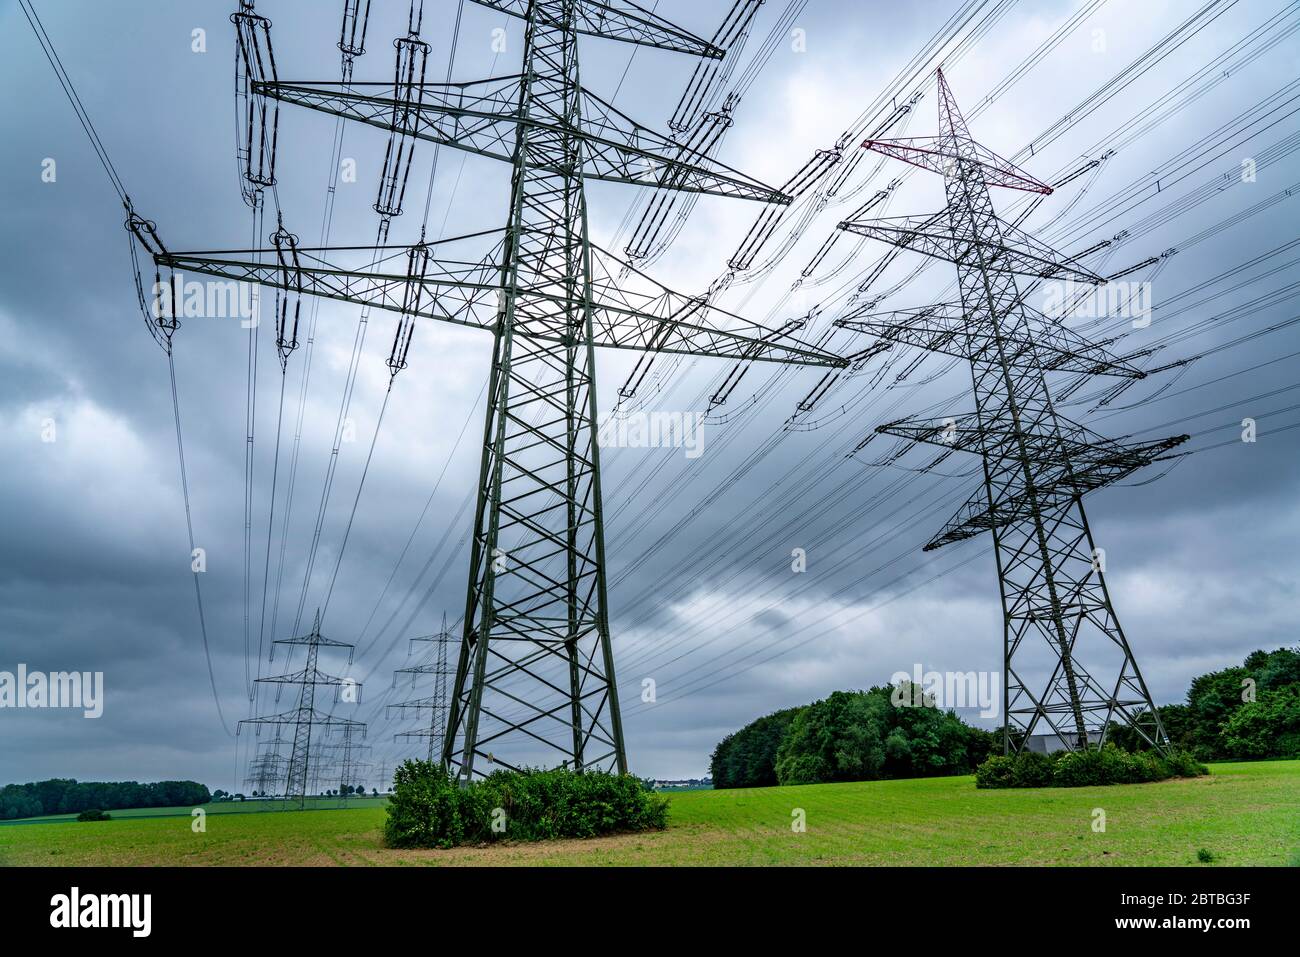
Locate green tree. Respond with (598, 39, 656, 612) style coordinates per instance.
(1219, 686, 1300, 759)
(775, 690, 890, 785)
(710, 706, 804, 789)
(0, 786, 43, 820)
(1245, 647, 1300, 692)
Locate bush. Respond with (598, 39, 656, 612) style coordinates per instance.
(383, 761, 668, 849)
(382, 762, 475, 849)
(1164, 749, 1210, 778)
(974, 745, 1208, 789)
(974, 755, 1015, 789)
(1050, 749, 1103, 787)
(76, 808, 110, 822)
(1010, 750, 1054, 787)
(1096, 742, 1134, 783)
(1130, 750, 1168, 783)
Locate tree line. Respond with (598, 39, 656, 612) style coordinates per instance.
(0, 778, 212, 820)
(711, 646, 1300, 789)
(1110, 646, 1300, 759)
(710, 685, 998, 789)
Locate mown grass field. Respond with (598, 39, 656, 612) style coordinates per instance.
(1, 761, 1295, 866)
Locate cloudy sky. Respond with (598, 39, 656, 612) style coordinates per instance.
(2, 0, 1297, 787)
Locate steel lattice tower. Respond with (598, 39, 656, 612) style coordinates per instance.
(134, 0, 845, 779)
(389, 615, 454, 761)
(838, 69, 1187, 753)
(244, 736, 289, 795)
(317, 726, 372, 798)
(238, 612, 366, 805)
(448, 0, 627, 779)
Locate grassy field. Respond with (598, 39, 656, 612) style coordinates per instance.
(0, 795, 387, 827)
(1, 761, 1295, 866)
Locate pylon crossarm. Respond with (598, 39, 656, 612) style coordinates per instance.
(255, 668, 357, 687)
(921, 433, 1189, 550)
(272, 632, 357, 649)
(395, 664, 452, 676)
(838, 213, 1103, 282)
(149, 238, 843, 366)
(470, 0, 724, 57)
(861, 136, 1052, 194)
(156, 234, 503, 330)
(1058, 434, 1190, 492)
(388, 696, 439, 712)
(238, 708, 366, 731)
(255, 75, 523, 167)
(836, 302, 1145, 377)
(588, 245, 845, 365)
(577, 86, 783, 200)
(877, 414, 1181, 462)
(252, 78, 782, 201)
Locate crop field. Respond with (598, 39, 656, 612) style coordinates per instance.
(1, 761, 1295, 867)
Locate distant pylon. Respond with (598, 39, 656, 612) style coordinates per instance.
(316, 725, 372, 802)
(244, 736, 289, 795)
(389, 613, 453, 761)
(238, 611, 367, 807)
(838, 68, 1187, 753)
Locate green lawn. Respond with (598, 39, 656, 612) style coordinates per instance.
(1, 761, 1295, 866)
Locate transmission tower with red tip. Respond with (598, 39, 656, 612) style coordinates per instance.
(837, 68, 1187, 754)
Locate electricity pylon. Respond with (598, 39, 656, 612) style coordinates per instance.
(237, 611, 366, 806)
(131, 0, 845, 780)
(838, 69, 1186, 753)
(316, 725, 372, 799)
(389, 615, 454, 761)
(244, 736, 289, 795)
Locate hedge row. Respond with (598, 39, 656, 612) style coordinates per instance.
(383, 761, 669, 849)
(975, 744, 1208, 789)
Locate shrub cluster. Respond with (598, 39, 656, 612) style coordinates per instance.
(383, 761, 669, 849)
(975, 744, 1208, 789)
(75, 808, 111, 822)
